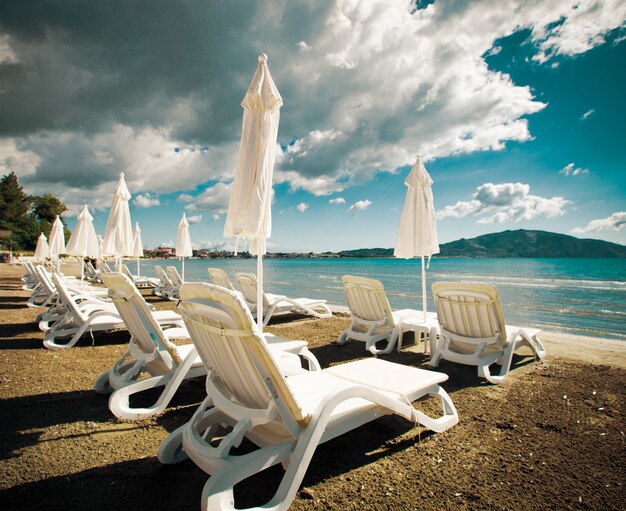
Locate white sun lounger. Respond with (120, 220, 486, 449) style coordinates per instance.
(207, 267, 237, 291)
(94, 273, 206, 419)
(154, 264, 178, 300)
(430, 282, 546, 384)
(235, 272, 332, 326)
(337, 275, 437, 355)
(43, 273, 183, 350)
(158, 282, 458, 510)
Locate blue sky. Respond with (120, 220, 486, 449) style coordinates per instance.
(1, 1, 625, 252)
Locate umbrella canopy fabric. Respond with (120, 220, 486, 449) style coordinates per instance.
(48, 215, 66, 258)
(66, 205, 100, 258)
(223, 53, 283, 329)
(101, 172, 134, 269)
(132, 222, 144, 276)
(176, 214, 193, 258)
(223, 53, 283, 256)
(132, 222, 144, 258)
(176, 214, 192, 280)
(34, 232, 49, 261)
(394, 156, 439, 321)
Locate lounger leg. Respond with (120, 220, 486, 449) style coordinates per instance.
(413, 385, 459, 433)
(109, 354, 205, 420)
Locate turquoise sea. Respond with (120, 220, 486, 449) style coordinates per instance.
(135, 257, 626, 341)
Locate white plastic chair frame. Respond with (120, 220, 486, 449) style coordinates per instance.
(94, 273, 206, 420)
(158, 282, 458, 511)
(43, 273, 125, 350)
(430, 282, 546, 384)
(337, 275, 435, 355)
(207, 267, 237, 291)
(235, 272, 332, 326)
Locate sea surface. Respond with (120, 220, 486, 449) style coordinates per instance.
(134, 257, 626, 341)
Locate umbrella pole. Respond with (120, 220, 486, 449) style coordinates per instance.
(257, 253, 263, 331)
(137, 259, 140, 277)
(181, 257, 185, 281)
(422, 256, 427, 323)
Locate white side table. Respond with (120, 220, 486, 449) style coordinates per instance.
(392, 309, 439, 354)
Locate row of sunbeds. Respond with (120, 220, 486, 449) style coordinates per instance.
(21, 262, 545, 510)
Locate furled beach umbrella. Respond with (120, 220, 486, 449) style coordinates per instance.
(176, 214, 192, 281)
(101, 172, 134, 271)
(66, 205, 100, 282)
(131, 222, 144, 276)
(394, 155, 440, 322)
(223, 53, 283, 329)
(48, 215, 66, 271)
(34, 232, 49, 261)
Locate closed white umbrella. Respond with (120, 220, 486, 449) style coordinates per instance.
(34, 232, 49, 261)
(224, 53, 283, 329)
(176, 213, 192, 281)
(66, 205, 100, 282)
(101, 172, 134, 271)
(48, 215, 66, 271)
(394, 155, 439, 322)
(132, 222, 144, 276)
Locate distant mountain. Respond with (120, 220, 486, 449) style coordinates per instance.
(438, 229, 626, 258)
(338, 247, 394, 258)
(335, 230, 626, 258)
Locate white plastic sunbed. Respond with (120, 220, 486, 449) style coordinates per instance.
(235, 272, 332, 326)
(337, 275, 437, 355)
(158, 282, 458, 510)
(430, 282, 546, 384)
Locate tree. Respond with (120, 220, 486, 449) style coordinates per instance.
(0, 172, 69, 251)
(31, 194, 69, 240)
(0, 172, 38, 250)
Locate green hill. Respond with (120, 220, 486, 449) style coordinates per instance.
(335, 230, 626, 258)
(438, 229, 626, 258)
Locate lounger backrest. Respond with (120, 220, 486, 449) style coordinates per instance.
(178, 282, 305, 424)
(208, 268, 236, 291)
(342, 275, 395, 326)
(101, 262, 113, 273)
(51, 273, 88, 323)
(235, 272, 270, 308)
(166, 266, 183, 286)
(36, 266, 56, 295)
(102, 273, 179, 367)
(432, 282, 506, 348)
(154, 265, 172, 286)
(121, 264, 134, 280)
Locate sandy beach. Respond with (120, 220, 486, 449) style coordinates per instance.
(1, 262, 624, 510)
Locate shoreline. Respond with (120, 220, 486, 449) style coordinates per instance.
(10, 261, 625, 367)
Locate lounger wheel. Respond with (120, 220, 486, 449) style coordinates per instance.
(157, 425, 188, 464)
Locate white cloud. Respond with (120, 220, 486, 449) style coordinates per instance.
(437, 182, 570, 223)
(0, 35, 18, 64)
(0, 139, 41, 177)
(177, 193, 194, 202)
(580, 109, 595, 120)
(187, 214, 203, 224)
(296, 202, 309, 213)
(185, 181, 232, 214)
(348, 199, 372, 213)
(531, 0, 626, 63)
(133, 192, 160, 208)
(560, 163, 589, 176)
(571, 211, 626, 234)
(1, 0, 624, 205)
(329, 197, 346, 204)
